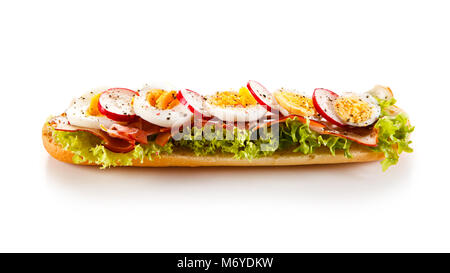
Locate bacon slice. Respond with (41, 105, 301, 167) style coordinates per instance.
(253, 115, 378, 147)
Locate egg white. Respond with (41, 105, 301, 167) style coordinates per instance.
(66, 87, 115, 129)
(205, 103, 267, 122)
(133, 84, 192, 128)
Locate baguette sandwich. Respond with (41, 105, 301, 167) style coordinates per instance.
(43, 81, 413, 170)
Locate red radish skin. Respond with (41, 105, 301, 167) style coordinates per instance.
(176, 89, 210, 117)
(106, 87, 138, 96)
(312, 88, 345, 127)
(247, 80, 290, 116)
(247, 80, 275, 112)
(98, 88, 138, 122)
(98, 100, 137, 122)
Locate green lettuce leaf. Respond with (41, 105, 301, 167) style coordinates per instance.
(175, 125, 276, 160)
(377, 97, 397, 116)
(371, 112, 414, 171)
(280, 117, 352, 157)
(176, 118, 353, 160)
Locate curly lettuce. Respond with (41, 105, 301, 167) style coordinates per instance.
(51, 129, 173, 168)
(176, 118, 353, 160)
(280, 118, 353, 158)
(368, 97, 414, 170)
(175, 126, 276, 160)
(371, 112, 414, 171)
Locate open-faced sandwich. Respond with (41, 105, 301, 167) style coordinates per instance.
(43, 81, 413, 170)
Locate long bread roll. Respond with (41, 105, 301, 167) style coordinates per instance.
(42, 124, 384, 167)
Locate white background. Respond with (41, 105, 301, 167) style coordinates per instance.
(0, 0, 449, 252)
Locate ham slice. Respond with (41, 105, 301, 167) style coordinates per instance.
(104, 118, 169, 144)
(48, 115, 136, 153)
(319, 119, 378, 147)
(200, 113, 279, 131)
(49, 115, 173, 152)
(128, 118, 164, 135)
(253, 115, 378, 147)
(103, 124, 147, 144)
(155, 132, 172, 147)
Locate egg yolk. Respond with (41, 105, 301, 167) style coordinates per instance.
(208, 87, 257, 108)
(146, 89, 179, 110)
(86, 93, 102, 116)
(334, 96, 373, 124)
(274, 90, 316, 117)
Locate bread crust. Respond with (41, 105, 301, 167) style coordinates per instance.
(42, 124, 384, 167)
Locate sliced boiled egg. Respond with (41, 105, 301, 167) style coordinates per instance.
(133, 83, 192, 128)
(333, 93, 380, 127)
(274, 88, 317, 118)
(66, 87, 116, 129)
(313, 88, 381, 127)
(204, 87, 267, 122)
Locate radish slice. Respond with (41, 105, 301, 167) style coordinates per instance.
(176, 89, 211, 117)
(98, 88, 138, 122)
(312, 88, 345, 127)
(247, 80, 289, 116)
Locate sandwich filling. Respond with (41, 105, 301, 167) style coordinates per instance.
(48, 84, 414, 170)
